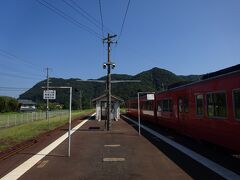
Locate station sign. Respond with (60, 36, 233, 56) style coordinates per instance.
(147, 94, 154, 100)
(43, 90, 56, 100)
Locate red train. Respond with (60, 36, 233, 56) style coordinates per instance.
(126, 65, 240, 152)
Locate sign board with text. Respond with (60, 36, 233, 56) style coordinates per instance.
(147, 94, 154, 100)
(43, 90, 56, 100)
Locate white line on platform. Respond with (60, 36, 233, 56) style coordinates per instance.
(103, 158, 125, 162)
(1, 113, 96, 180)
(122, 115, 240, 180)
(104, 144, 121, 147)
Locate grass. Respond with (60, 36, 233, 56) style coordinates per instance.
(120, 108, 126, 114)
(0, 111, 71, 129)
(0, 112, 21, 115)
(0, 109, 94, 152)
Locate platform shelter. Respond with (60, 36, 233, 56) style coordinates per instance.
(92, 94, 123, 121)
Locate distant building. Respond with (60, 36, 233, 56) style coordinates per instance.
(18, 99, 36, 112)
(92, 94, 123, 121)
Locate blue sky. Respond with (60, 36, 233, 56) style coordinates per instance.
(0, 0, 240, 97)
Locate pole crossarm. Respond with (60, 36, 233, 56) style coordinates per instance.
(76, 80, 141, 84)
(138, 91, 155, 95)
(103, 34, 117, 42)
(111, 80, 141, 83)
(42, 86, 72, 89)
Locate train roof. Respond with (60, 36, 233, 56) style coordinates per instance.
(167, 64, 240, 91)
(126, 64, 240, 102)
(201, 64, 240, 80)
(167, 81, 194, 89)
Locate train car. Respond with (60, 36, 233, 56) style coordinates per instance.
(126, 98, 138, 118)
(156, 65, 240, 152)
(126, 64, 240, 152)
(126, 95, 156, 123)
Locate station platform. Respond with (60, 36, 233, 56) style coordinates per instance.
(0, 115, 191, 180)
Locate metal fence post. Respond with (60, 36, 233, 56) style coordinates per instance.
(7, 115, 10, 127)
(15, 114, 17, 126)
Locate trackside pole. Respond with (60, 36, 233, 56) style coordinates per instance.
(42, 86, 72, 157)
(137, 92, 155, 136)
(68, 87, 72, 157)
(138, 92, 141, 136)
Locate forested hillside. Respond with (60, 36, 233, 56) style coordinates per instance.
(19, 67, 201, 109)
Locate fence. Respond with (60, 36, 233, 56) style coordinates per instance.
(0, 110, 69, 129)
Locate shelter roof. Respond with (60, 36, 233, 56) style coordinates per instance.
(18, 99, 36, 105)
(92, 94, 124, 102)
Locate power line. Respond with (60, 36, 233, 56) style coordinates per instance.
(0, 62, 44, 78)
(71, 0, 102, 25)
(62, 0, 102, 31)
(98, 0, 105, 65)
(118, 0, 131, 42)
(38, 0, 101, 38)
(70, 0, 112, 34)
(0, 89, 28, 92)
(0, 69, 44, 78)
(0, 49, 43, 71)
(0, 72, 43, 80)
(0, 87, 30, 90)
(0, 87, 30, 92)
(98, 0, 104, 38)
(36, 0, 102, 39)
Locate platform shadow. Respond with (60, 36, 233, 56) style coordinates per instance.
(121, 115, 225, 179)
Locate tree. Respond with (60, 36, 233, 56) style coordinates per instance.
(0, 96, 19, 112)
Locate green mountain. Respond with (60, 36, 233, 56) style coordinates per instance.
(178, 75, 202, 82)
(19, 67, 201, 109)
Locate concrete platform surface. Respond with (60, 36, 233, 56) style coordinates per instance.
(2, 118, 192, 180)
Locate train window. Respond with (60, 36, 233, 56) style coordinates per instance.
(157, 101, 163, 112)
(207, 92, 227, 118)
(158, 99, 172, 112)
(149, 101, 153, 110)
(169, 100, 173, 112)
(163, 100, 169, 112)
(233, 90, 240, 120)
(196, 94, 204, 116)
(130, 103, 138, 109)
(143, 101, 153, 110)
(178, 98, 183, 113)
(184, 97, 189, 113)
(142, 103, 146, 109)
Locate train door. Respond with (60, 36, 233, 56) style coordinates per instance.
(178, 96, 189, 133)
(178, 97, 184, 131)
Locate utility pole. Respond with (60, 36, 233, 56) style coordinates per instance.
(103, 33, 117, 131)
(79, 90, 82, 110)
(46, 67, 50, 129)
